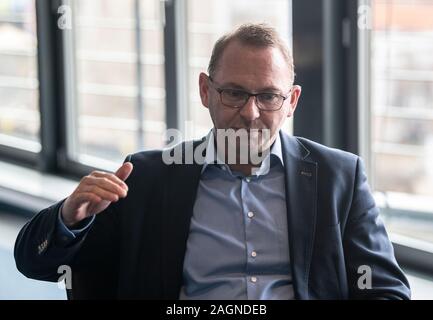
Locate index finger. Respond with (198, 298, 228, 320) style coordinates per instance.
(92, 171, 128, 190)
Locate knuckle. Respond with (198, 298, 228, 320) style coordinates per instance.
(109, 174, 119, 182)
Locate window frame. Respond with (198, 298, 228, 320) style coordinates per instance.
(0, 0, 190, 176)
(292, 0, 433, 276)
(0, 0, 41, 169)
(56, 0, 176, 178)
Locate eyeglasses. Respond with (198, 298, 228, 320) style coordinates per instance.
(208, 76, 291, 111)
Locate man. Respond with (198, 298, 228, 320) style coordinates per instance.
(15, 23, 410, 299)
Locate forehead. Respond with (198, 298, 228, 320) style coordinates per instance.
(213, 40, 291, 90)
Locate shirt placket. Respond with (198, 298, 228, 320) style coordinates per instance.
(240, 175, 260, 299)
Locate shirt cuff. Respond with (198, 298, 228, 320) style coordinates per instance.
(56, 203, 95, 241)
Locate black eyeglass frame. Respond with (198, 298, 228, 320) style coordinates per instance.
(208, 76, 292, 111)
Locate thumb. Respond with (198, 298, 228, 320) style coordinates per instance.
(115, 162, 133, 181)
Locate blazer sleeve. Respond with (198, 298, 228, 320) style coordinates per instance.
(343, 157, 411, 300)
(14, 155, 133, 299)
(14, 198, 89, 282)
(14, 197, 121, 299)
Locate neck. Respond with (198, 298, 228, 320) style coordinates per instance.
(211, 128, 278, 176)
(214, 142, 268, 176)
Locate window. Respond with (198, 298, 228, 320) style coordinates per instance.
(65, 0, 166, 170)
(0, 0, 294, 172)
(185, 0, 293, 138)
(370, 0, 433, 243)
(0, 0, 39, 153)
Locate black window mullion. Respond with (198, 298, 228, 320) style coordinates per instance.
(292, 0, 359, 154)
(36, 0, 61, 173)
(292, 0, 325, 146)
(163, 0, 179, 134)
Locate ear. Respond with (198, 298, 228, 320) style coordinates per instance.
(287, 85, 302, 117)
(199, 72, 210, 109)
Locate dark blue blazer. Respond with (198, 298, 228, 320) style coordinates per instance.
(14, 132, 411, 299)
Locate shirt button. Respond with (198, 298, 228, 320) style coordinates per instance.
(247, 211, 254, 218)
(251, 251, 257, 258)
(251, 276, 257, 283)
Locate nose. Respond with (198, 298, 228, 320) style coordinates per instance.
(239, 96, 261, 121)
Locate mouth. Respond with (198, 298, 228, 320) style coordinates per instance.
(229, 127, 265, 132)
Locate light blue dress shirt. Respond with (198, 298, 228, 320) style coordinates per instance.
(179, 131, 294, 300)
(57, 131, 294, 299)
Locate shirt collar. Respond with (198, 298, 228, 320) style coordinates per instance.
(202, 129, 284, 175)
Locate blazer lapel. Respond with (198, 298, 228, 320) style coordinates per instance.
(280, 132, 318, 300)
(161, 138, 205, 299)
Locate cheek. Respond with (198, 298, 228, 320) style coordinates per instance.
(217, 111, 237, 128)
(209, 102, 238, 127)
(262, 113, 283, 130)
(260, 112, 288, 137)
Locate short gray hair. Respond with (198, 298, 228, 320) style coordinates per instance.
(207, 23, 295, 84)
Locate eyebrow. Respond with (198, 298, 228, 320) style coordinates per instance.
(219, 82, 282, 93)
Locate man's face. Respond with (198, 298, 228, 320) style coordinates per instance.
(199, 40, 301, 155)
